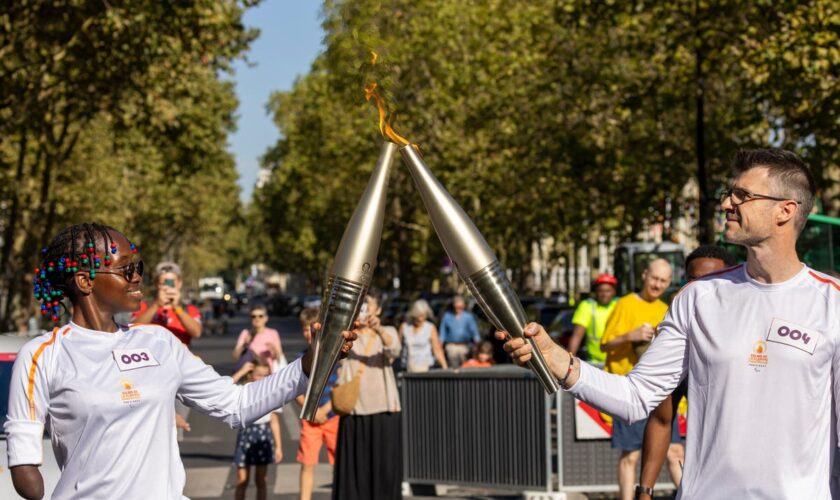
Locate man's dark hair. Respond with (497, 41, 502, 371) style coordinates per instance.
(732, 148, 815, 232)
(685, 245, 737, 271)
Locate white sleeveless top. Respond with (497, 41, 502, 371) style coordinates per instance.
(403, 321, 435, 371)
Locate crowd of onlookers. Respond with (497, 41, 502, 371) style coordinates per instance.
(227, 290, 500, 500)
(136, 246, 736, 500)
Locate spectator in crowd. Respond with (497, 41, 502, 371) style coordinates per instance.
(567, 273, 618, 367)
(233, 357, 283, 500)
(461, 340, 495, 368)
(637, 245, 736, 499)
(232, 304, 283, 374)
(294, 308, 339, 500)
(439, 294, 481, 368)
(333, 289, 403, 500)
(400, 299, 448, 372)
(132, 261, 203, 439)
(133, 261, 203, 345)
(599, 259, 679, 500)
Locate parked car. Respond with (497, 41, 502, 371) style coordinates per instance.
(301, 294, 322, 310)
(381, 296, 410, 327)
(525, 302, 568, 328)
(546, 308, 576, 349)
(0, 333, 60, 497)
(268, 293, 302, 317)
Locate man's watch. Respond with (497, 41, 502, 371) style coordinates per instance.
(634, 485, 654, 499)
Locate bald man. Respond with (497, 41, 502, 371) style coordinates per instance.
(599, 258, 678, 500)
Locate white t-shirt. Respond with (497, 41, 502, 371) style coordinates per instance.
(568, 264, 840, 499)
(4, 322, 307, 499)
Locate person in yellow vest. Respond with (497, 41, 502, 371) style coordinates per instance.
(600, 258, 679, 500)
(568, 273, 618, 368)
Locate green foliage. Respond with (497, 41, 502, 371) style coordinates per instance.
(253, 0, 840, 291)
(0, 1, 257, 329)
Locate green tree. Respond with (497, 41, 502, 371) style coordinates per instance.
(0, 1, 257, 329)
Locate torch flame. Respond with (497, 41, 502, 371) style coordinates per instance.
(365, 52, 410, 146)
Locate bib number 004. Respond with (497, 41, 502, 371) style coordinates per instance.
(777, 326, 811, 344)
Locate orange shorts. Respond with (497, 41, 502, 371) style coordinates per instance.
(296, 415, 339, 465)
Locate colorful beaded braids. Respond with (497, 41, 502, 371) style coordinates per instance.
(33, 222, 138, 322)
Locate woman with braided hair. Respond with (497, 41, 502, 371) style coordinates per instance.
(5, 222, 357, 500)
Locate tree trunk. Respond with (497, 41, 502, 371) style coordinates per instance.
(0, 131, 28, 329)
(695, 6, 714, 244)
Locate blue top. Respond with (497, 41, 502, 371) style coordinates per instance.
(439, 311, 480, 344)
(298, 351, 338, 419)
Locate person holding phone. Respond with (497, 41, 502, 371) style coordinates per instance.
(132, 261, 204, 440)
(133, 261, 202, 346)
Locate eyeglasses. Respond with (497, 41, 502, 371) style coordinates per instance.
(251, 314, 267, 319)
(720, 187, 801, 207)
(96, 260, 144, 281)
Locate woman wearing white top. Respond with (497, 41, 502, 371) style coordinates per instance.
(5, 222, 355, 500)
(399, 299, 448, 372)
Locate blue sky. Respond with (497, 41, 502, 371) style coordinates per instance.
(229, 1, 324, 203)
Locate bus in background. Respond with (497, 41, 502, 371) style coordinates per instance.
(797, 213, 840, 275)
(613, 242, 686, 298)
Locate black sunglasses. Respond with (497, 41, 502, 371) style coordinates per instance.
(96, 260, 144, 281)
(251, 313, 267, 319)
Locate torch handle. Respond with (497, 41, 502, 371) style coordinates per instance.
(464, 261, 561, 394)
(300, 276, 367, 421)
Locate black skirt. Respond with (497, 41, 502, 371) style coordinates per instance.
(333, 412, 403, 500)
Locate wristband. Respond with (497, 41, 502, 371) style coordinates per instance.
(174, 306, 184, 315)
(558, 349, 575, 387)
(634, 485, 654, 499)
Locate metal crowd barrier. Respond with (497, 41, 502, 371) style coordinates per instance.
(401, 366, 676, 498)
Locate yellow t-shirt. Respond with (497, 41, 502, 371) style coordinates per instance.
(600, 293, 668, 375)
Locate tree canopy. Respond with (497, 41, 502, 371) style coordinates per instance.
(254, 0, 839, 293)
(0, 0, 257, 329)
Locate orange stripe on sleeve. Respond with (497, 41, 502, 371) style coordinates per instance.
(27, 326, 68, 421)
(809, 271, 840, 292)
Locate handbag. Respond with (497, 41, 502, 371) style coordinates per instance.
(331, 332, 376, 416)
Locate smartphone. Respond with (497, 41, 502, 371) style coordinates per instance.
(163, 279, 176, 288)
(358, 302, 369, 322)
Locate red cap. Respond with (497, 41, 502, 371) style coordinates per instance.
(594, 273, 618, 287)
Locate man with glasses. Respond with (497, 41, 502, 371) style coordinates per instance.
(499, 149, 840, 499)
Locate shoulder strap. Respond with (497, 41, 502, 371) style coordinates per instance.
(353, 330, 378, 379)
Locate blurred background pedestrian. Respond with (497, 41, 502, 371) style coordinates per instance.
(400, 299, 448, 372)
(439, 294, 481, 368)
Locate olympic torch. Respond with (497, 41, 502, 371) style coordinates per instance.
(400, 145, 560, 394)
(300, 142, 398, 420)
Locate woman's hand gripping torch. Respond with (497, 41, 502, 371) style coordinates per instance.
(300, 142, 398, 421)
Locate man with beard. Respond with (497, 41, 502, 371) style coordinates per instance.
(499, 149, 838, 499)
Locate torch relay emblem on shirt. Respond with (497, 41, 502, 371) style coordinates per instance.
(748, 340, 768, 370)
(120, 379, 141, 403)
